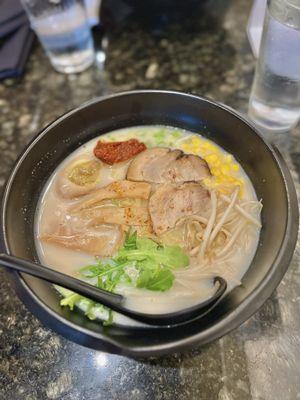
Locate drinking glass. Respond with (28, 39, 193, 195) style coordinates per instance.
(248, 0, 300, 132)
(21, 0, 95, 74)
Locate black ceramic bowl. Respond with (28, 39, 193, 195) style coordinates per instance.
(1, 91, 298, 357)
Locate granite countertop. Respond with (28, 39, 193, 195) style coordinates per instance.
(0, 0, 299, 399)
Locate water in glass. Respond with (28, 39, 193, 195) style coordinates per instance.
(248, 0, 300, 131)
(22, 1, 94, 74)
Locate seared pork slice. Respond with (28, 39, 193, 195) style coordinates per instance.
(127, 147, 210, 183)
(77, 206, 151, 227)
(149, 182, 210, 235)
(42, 224, 124, 256)
(163, 154, 211, 183)
(133, 148, 182, 183)
(126, 147, 170, 182)
(72, 180, 151, 212)
(125, 224, 154, 237)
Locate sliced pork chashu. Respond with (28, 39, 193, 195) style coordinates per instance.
(71, 180, 151, 212)
(43, 180, 153, 256)
(126, 147, 169, 182)
(42, 224, 124, 257)
(149, 182, 210, 235)
(127, 147, 210, 184)
(77, 206, 151, 227)
(163, 154, 210, 183)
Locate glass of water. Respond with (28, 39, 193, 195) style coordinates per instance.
(248, 0, 300, 132)
(21, 0, 95, 74)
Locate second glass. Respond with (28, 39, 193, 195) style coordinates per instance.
(21, 0, 95, 74)
(248, 0, 300, 132)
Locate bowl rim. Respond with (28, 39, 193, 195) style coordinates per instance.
(1, 89, 299, 356)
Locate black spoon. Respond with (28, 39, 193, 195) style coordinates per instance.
(0, 253, 227, 326)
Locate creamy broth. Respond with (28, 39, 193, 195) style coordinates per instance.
(35, 126, 261, 325)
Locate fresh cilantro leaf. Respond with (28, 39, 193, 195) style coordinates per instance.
(60, 231, 190, 325)
(154, 245, 190, 269)
(138, 258, 157, 271)
(136, 269, 153, 287)
(136, 236, 158, 251)
(80, 262, 105, 278)
(118, 236, 189, 270)
(123, 230, 137, 250)
(137, 268, 175, 291)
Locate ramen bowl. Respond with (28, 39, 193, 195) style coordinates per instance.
(1, 90, 298, 356)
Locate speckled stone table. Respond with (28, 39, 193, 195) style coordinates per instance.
(0, 1, 299, 399)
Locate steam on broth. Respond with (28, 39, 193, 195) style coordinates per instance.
(36, 126, 262, 325)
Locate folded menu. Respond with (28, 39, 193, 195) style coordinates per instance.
(0, 0, 34, 80)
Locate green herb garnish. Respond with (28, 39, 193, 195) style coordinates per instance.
(59, 232, 189, 324)
(153, 129, 183, 146)
(136, 268, 174, 291)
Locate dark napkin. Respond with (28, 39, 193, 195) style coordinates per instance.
(0, 0, 24, 25)
(0, 0, 34, 80)
(0, 13, 28, 38)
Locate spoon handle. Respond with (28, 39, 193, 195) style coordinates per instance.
(0, 253, 124, 308)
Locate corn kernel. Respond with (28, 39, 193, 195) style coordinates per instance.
(192, 137, 201, 146)
(177, 134, 244, 196)
(206, 154, 218, 163)
(221, 165, 230, 174)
